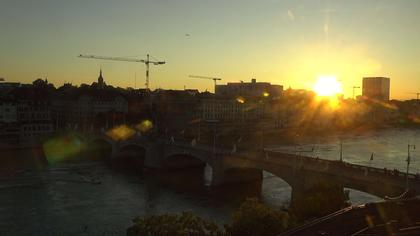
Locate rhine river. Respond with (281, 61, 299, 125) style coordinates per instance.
(0, 128, 419, 235)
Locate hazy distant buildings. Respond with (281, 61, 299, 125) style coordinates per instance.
(362, 77, 390, 101)
(0, 82, 21, 90)
(18, 99, 54, 141)
(215, 79, 283, 99)
(199, 98, 264, 122)
(0, 101, 17, 123)
(53, 71, 127, 130)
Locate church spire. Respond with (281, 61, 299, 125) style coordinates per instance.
(98, 69, 105, 88)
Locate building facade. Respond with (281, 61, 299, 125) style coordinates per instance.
(18, 99, 54, 142)
(0, 100, 17, 123)
(362, 77, 390, 101)
(199, 98, 264, 122)
(52, 93, 128, 131)
(215, 79, 283, 99)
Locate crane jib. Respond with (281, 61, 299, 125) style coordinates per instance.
(78, 54, 165, 89)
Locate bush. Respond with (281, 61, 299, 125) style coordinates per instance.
(224, 198, 292, 236)
(127, 211, 223, 236)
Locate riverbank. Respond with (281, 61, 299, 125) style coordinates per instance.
(0, 147, 48, 177)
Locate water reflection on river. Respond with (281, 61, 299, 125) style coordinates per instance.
(0, 163, 236, 236)
(1, 128, 418, 235)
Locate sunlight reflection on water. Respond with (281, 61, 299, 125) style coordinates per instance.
(270, 128, 420, 173)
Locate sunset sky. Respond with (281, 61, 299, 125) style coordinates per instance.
(1, 0, 420, 99)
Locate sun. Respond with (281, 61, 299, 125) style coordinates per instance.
(313, 76, 342, 97)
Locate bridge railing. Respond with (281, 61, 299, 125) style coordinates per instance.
(102, 131, 420, 181)
(162, 139, 233, 155)
(265, 150, 420, 181)
(342, 161, 419, 180)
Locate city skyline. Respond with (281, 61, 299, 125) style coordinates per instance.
(1, 0, 420, 99)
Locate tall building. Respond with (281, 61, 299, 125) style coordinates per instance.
(362, 77, 390, 101)
(215, 79, 283, 99)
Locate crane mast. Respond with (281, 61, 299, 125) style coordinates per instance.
(78, 54, 165, 90)
(408, 92, 420, 100)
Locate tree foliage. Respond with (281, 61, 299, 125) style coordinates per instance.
(292, 182, 350, 218)
(224, 198, 292, 236)
(127, 211, 223, 236)
(127, 199, 295, 236)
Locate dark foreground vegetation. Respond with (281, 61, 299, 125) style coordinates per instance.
(127, 198, 296, 236)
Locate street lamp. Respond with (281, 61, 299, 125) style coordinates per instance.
(352, 86, 360, 100)
(406, 144, 416, 191)
(236, 96, 245, 123)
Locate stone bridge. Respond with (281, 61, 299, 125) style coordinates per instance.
(88, 134, 420, 216)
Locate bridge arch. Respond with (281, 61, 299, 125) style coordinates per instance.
(88, 137, 115, 160)
(119, 143, 147, 153)
(116, 144, 147, 171)
(163, 153, 209, 171)
(160, 153, 212, 189)
(336, 176, 403, 200)
(221, 157, 296, 188)
(260, 171, 293, 206)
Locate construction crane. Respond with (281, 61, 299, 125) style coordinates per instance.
(189, 75, 222, 92)
(352, 86, 361, 99)
(78, 54, 165, 90)
(408, 92, 420, 100)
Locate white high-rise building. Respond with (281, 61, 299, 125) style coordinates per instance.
(362, 77, 390, 101)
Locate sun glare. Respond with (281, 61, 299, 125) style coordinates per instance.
(313, 76, 342, 97)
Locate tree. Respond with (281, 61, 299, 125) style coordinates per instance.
(224, 198, 293, 236)
(127, 211, 223, 236)
(291, 182, 350, 219)
(32, 78, 47, 87)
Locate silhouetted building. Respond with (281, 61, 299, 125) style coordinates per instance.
(52, 92, 128, 130)
(199, 98, 264, 122)
(18, 99, 53, 141)
(0, 82, 21, 90)
(152, 89, 200, 131)
(0, 100, 19, 144)
(215, 79, 283, 99)
(0, 100, 17, 123)
(362, 77, 390, 101)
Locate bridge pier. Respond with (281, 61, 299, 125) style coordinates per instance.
(110, 143, 119, 159)
(212, 167, 263, 187)
(210, 166, 263, 200)
(144, 141, 164, 169)
(290, 172, 349, 218)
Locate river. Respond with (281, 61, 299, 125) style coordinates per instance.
(1, 128, 419, 235)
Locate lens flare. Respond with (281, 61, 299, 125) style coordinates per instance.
(106, 125, 135, 141)
(135, 120, 153, 133)
(43, 134, 84, 164)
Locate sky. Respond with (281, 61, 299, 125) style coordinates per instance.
(1, 0, 420, 99)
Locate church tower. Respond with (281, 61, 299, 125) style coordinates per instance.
(98, 69, 105, 89)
